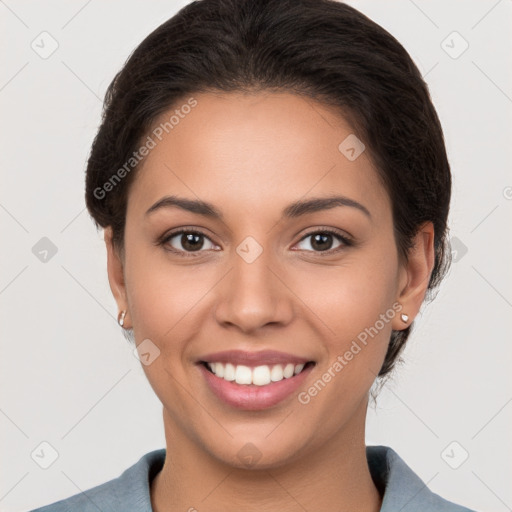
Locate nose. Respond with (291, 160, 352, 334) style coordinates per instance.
(214, 246, 294, 334)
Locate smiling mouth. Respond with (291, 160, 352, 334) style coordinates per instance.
(200, 361, 316, 386)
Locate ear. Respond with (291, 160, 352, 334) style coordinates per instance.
(105, 227, 131, 329)
(392, 221, 435, 330)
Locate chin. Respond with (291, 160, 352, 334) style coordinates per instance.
(204, 432, 312, 471)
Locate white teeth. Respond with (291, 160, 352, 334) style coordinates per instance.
(294, 363, 304, 375)
(252, 365, 271, 386)
(206, 361, 309, 386)
(283, 363, 294, 378)
(224, 363, 236, 381)
(270, 364, 284, 382)
(235, 365, 252, 385)
(215, 362, 225, 378)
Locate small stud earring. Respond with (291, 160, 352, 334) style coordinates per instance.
(118, 310, 127, 327)
(400, 313, 409, 323)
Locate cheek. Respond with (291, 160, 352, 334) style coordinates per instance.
(124, 253, 217, 404)
(295, 250, 399, 339)
(294, 255, 399, 411)
(126, 253, 216, 343)
(294, 249, 400, 402)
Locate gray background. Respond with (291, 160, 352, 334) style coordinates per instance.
(1, 1, 511, 511)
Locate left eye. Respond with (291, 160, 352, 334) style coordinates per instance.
(295, 230, 350, 253)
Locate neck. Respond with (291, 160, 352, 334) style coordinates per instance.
(151, 400, 382, 512)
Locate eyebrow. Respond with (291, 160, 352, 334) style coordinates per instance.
(145, 194, 371, 219)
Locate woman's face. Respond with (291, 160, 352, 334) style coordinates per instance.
(107, 91, 427, 469)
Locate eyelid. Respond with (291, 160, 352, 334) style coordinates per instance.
(296, 226, 353, 242)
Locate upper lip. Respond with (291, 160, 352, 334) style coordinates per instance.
(198, 350, 313, 367)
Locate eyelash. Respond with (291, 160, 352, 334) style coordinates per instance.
(157, 227, 354, 258)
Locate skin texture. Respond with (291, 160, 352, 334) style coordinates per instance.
(105, 91, 435, 512)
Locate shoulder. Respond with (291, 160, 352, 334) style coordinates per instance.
(28, 449, 166, 512)
(367, 445, 478, 512)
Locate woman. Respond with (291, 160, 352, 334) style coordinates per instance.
(30, 0, 478, 510)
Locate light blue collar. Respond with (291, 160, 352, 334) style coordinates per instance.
(30, 445, 477, 511)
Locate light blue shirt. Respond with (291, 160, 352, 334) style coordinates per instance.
(29, 445, 477, 511)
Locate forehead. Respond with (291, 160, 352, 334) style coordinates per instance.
(127, 91, 390, 221)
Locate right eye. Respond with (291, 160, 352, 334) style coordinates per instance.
(159, 229, 218, 256)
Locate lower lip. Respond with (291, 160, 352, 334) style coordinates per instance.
(198, 363, 314, 411)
